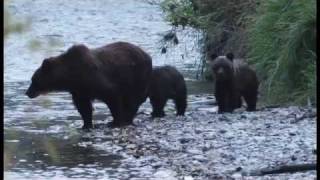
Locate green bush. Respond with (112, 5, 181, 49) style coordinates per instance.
(160, 0, 257, 81)
(248, 0, 316, 105)
(161, 0, 316, 106)
(4, 9, 26, 38)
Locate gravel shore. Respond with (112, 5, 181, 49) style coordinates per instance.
(78, 95, 317, 179)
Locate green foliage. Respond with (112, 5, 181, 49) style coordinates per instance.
(248, 0, 316, 105)
(160, 0, 256, 29)
(160, 0, 200, 28)
(161, 0, 316, 106)
(4, 9, 28, 38)
(161, 0, 257, 77)
(4, 0, 32, 39)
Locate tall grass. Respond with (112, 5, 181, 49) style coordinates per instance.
(248, 0, 316, 105)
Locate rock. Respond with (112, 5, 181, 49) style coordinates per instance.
(183, 176, 194, 180)
(291, 155, 297, 161)
(179, 138, 192, 144)
(231, 173, 242, 179)
(289, 132, 296, 136)
(153, 169, 177, 180)
(194, 129, 202, 134)
(193, 155, 207, 162)
(219, 129, 227, 134)
(187, 149, 202, 154)
(240, 115, 246, 119)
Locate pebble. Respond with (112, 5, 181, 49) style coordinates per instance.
(183, 176, 194, 180)
(153, 169, 177, 180)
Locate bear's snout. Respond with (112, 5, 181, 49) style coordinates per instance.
(217, 67, 224, 75)
(25, 87, 38, 98)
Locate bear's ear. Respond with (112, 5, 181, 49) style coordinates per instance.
(226, 52, 234, 61)
(210, 53, 218, 61)
(42, 58, 52, 71)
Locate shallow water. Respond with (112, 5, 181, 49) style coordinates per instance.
(4, 0, 203, 83)
(4, 0, 210, 179)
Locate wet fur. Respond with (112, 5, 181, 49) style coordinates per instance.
(26, 42, 152, 129)
(149, 65, 187, 117)
(208, 53, 259, 113)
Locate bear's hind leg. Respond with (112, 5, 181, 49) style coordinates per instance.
(174, 96, 186, 116)
(243, 92, 257, 111)
(123, 96, 141, 125)
(150, 96, 167, 118)
(106, 97, 131, 128)
(234, 92, 242, 109)
(72, 94, 93, 129)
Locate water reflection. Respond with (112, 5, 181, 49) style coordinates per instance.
(4, 130, 122, 179)
(5, 130, 122, 169)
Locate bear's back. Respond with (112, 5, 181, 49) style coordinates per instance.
(91, 41, 152, 67)
(151, 65, 186, 97)
(234, 60, 259, 91)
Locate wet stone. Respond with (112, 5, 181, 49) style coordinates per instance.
(289, 132, 296, 136)
(219, 129, 227, 134)
(240, 115, 247, 119)
(235, 167, 242, 172)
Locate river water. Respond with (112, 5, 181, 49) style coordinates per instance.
(4, 0, 213, 179)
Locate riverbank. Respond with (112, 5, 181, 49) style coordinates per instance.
(5, 94, 317, 179)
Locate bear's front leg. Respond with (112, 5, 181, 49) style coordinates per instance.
(150, 96, 166, 118)
(233, 91, 242, 109)
(106, 96, 131, 128)
(223, 95, 234, 113)
(72, 94, 93, 129)
(217, 97, 225, 114)
(215, 91, 226, 113)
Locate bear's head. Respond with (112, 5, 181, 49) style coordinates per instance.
(26, 44, 97, 98)
(207, 52, 234, 81)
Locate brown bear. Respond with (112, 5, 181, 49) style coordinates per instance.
(26, 41, 152, 129)
(149, 65, 187, 117)
(207, 52, 259, 113)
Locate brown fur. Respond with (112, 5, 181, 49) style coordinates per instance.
(149, 65, 187, 117)
(208, 53, 259, 113)
(26, 42, 152, 129)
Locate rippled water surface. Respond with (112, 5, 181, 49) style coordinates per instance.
(4, 0, 211, 179)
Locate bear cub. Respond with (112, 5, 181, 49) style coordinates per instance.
(149, 65, 187, 117)
(208, 53, 259, 113)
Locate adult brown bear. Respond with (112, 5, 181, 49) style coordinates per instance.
(26, 42, 152, 129)
(207, 53, 259, 113)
